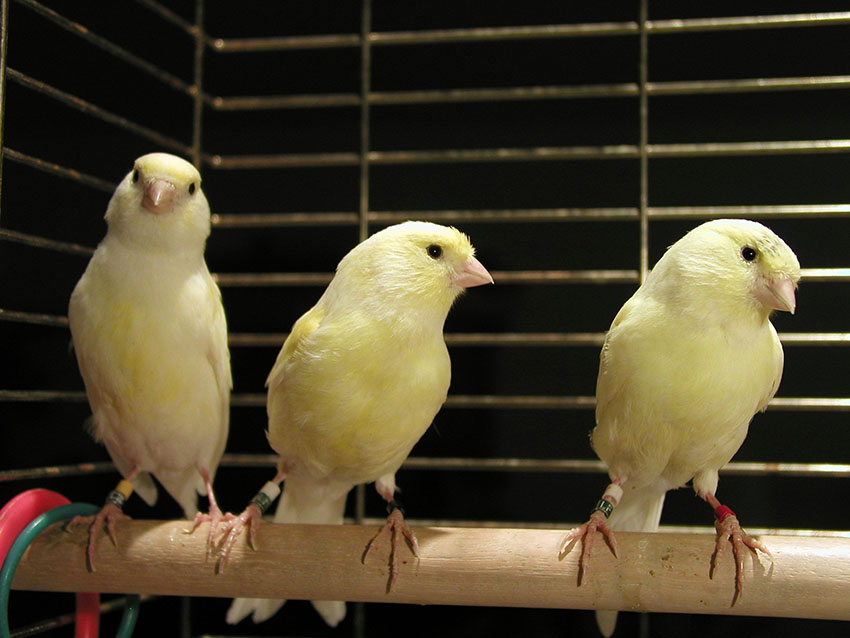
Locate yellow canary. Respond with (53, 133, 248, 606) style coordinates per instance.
(561, 219, 799, 636)
(68, 153, 231, 567)
(223, 221, 492, 626)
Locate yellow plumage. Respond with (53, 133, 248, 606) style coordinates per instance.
(594, 219, 796, 507)
(68, 153, 231, 561)
(226, 220, 492, 627)
(562, 219, 800, 636)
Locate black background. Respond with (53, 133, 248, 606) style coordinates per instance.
(1, 1, 849, 636)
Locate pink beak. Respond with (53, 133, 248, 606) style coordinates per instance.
(756, 275, 797, 314)
(142, 178, 177, 214)
(453, 256, 494, 288)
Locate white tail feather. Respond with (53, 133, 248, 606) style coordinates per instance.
(156, 466, 203, 519)
(595, 484, 666, 636)
(226, 477, 351, 627)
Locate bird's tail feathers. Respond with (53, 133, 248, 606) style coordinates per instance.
(608, 484, 666, 533)
(130, 472, 158, 509)
(226, 598, 345, 628)
(226, 598, 284, 626)
(155, 466, 201, 519)
(596, 610, 618, 638)
(596, 485, 666, 637)
(193, 470, 208, 497)
(226, 477, 350, 627)
(272, 476, 349, 525)
(102, 441, 158, 508)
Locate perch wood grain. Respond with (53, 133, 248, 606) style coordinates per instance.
(11, 520, 850, 620)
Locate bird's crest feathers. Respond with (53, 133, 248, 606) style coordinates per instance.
(328, 221, 481, 321)
(104, 152, 210, 256)
(646, 219, 800, 321)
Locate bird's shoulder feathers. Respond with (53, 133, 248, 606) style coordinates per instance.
(266, 302, 328, 392)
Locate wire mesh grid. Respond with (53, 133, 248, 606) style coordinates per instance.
(1, 0, 849, 636)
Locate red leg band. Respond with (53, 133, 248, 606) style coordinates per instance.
(714, 505, 736, 523)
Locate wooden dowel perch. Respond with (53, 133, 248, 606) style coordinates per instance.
(12, 520, 850, 621)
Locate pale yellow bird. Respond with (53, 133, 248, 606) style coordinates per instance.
(560, 219, 800, 636)
(68, 152, 231, 567)
(222, 221, 492, 627)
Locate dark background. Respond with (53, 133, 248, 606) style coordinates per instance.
(1, 1, 849, 636)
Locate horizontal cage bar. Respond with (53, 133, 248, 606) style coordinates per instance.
(0, 228, 94, 256)
(210, 268, 848, 287)
(207, 12, 850, 53)
(17, 0, 194, 96)
(133, 0, 195, 35)
(204, 139, 850, 170)
(209, 205, 850, 229)
(2, 149, 114, 192)
(7, 68, 191, 154)
(3, 392, 846, 411)
(207, 75, 850, 113)
(3, 456, 849, 483)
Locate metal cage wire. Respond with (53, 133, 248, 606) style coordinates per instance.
(1, 0, 850, 636)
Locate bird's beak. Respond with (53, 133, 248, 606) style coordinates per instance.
(453, 256, 494, 288)
(756, 275, 797, 314)
(142, 178, 177, 214)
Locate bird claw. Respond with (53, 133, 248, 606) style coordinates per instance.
(66, 503, 129, 572)
(362, 508, 419, 593)
(187, 505, 226, 559)
(711, 514, 769, 604)
(215, 505, 262, 573)
(560, 509, 617, 586)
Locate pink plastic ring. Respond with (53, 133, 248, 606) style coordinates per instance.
(0, 489, 100, 638)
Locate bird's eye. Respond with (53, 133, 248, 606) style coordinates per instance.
(188, 183, 196, 195)
(132, 170, 140, 183)
(427, 244, 443, 259)
(741, 246, 757, 262)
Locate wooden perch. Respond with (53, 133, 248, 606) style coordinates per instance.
(11, 520, 850, 621)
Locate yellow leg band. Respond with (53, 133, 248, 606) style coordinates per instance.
(115, 479, 134, 500)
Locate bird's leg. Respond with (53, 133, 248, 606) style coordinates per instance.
(217, 470, 286, 571)
(67, 472, 137, 572)
(702, 491, 770, 603)
(560, 481, 623, 585)
(187, 468, 226, 558)
(363, 498, 419, 593)
(363, 478, 419, 592)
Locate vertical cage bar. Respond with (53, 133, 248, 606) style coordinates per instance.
(190, 0, 205, 168)
(354, 2, 373, 636)
(189, 4, 205, 636)
(638, 0, 650, 282)
(358, 0, 372, 242)
(0, 0, 9, 221)
(354, 0, 373, 525)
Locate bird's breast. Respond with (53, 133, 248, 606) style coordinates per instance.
(269, 330, 451, 485)
(594, 308, 782, 487)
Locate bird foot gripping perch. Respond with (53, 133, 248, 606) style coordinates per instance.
(363, 499, 419, 593)
(67, 479, 134, 572)
(560, 483, 623, 585)
(186, 473, 229, 561)
(216, 480, 282, 572)
(710, 503, 771, 605)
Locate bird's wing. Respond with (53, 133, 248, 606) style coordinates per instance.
(756, 323, 784, 413)
(161, 272, 231, 502)
(266, 302, 328, 392)
(595, 296, 638, 421)
(204, 276, 232, 429)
